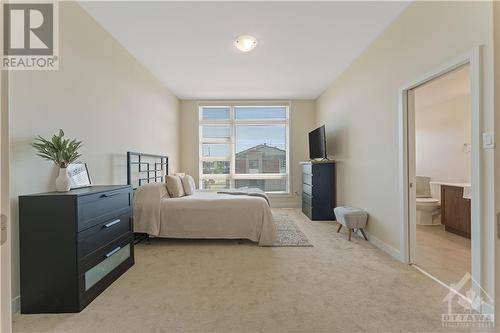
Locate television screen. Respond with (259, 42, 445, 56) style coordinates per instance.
(309, 125, 327, 160)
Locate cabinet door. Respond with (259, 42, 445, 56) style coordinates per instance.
(441, 186, 471, 237)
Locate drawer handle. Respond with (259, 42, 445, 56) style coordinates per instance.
(105, 246, 121, 258)
(103, 219, 121, 228)
(101, 191, 122, 198)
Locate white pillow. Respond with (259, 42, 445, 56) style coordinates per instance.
(165, 175, 185, 198)
(181, 175, 196, 196)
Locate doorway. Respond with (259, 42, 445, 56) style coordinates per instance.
(399, 50, 481, 303)
(410, 65, 471, 286)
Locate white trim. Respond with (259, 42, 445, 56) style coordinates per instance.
(398, 47, 483, 310)
(356, 229, 402, 262)
(232, 174, 288, 180)
(0, 60, 11, 333)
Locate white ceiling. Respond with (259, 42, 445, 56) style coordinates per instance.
(79, 1, 409, 100)
(415, 64, 470, 109)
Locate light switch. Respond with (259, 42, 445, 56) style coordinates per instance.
(482, 133, 495, 149)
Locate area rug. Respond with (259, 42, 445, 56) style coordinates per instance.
(272, 213, 313, 247)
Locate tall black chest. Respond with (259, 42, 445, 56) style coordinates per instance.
(301, 161, 336, 220)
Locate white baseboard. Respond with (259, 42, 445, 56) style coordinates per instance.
(11, 295, 20, 314)
(356, 229, 402, 262)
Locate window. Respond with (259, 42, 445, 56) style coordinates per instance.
(248, 160, 259, 170)
(199, 105, 289, 193)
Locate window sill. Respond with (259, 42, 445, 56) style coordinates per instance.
(267, 192, 292, 197)
(197, 189, 291, 197)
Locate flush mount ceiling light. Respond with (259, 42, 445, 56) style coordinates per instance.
(234, 35, 257, 52)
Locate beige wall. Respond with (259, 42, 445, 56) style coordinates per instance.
(415, 94, 471, 183)
(494, 0, 500, 324)
(179, 100, 316, 207)
(9, 2, 180, 311)
(316, 1, 495, 295)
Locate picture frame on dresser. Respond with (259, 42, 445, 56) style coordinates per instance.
(67, 162, 92, 189)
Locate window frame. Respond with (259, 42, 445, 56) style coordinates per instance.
(199, 104, 290, 194)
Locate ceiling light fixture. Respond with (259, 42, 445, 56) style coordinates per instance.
(234, 35, 257, 52)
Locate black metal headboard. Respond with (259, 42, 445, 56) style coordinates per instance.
(127, 151, 168, 189)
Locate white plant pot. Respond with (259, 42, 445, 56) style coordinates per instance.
(55, 168, 71, 192)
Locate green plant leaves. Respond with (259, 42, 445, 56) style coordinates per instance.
(32, 129, 82, 168)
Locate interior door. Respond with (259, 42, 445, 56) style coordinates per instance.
(407, 88, 417, 264)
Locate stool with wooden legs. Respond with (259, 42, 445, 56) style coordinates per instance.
(334, 207, 369, 241)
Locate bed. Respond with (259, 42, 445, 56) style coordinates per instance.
(127, 152, 277, 246)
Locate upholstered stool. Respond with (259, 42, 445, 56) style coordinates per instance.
(334, 206, 368, 241)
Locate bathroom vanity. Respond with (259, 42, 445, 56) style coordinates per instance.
(439, 183, 471, 238)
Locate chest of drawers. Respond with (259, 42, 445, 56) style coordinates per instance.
(19, 185, 134, 313)
(301, 161, 336, 220)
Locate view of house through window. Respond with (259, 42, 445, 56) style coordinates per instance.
(199, 105, 289, 193)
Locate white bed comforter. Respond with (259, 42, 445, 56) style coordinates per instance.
(133, 184, 277, 246)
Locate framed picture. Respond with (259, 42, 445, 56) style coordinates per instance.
(67, 163, 92, 189)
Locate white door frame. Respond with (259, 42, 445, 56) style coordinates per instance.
(398, 47, 482, 302)
(0, 3, 12, 326)
(0, 69, 12, 331)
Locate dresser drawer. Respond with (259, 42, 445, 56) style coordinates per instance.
(303, 183, 312, 196)
(302, 192, 312, 207)
(78, 210, 132, 260)
(302, 164, 312, 175)
(302, 173, 312, 186)
(82, 240, 131, 292)
(79, 234, 133, 290)
(78, 188, 131, 231)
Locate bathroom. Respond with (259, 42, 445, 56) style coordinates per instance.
(413, 64, 471, 286)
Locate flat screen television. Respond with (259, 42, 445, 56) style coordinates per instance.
(309, 125, 327, 160)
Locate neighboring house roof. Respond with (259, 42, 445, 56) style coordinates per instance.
(236, 144, 285, 158)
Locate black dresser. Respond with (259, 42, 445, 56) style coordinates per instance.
(19, 185, 134, 313)
(301, 161, 336, 220)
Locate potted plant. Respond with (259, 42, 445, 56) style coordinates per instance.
(32, 129, 82, 192)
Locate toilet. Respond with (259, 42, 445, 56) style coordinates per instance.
(416, 176, 441, 225)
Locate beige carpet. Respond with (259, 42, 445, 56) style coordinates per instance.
(13, 209, 489, 333)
